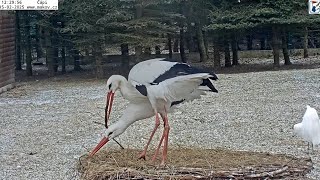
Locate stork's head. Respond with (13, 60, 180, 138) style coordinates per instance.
(105, 75, 126, 127)
(106, 75, 124, 93)
(89, 122, 126, 156)
(293, 123, 302, 136)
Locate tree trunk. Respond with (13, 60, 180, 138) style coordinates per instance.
(84, 49, 89, 56)
(246, 34, 253, 50)
(15, 11, 22, 70)
(186, 26, 195, 52)
(168, 34, 173, 59)
(196, 23, 207, 62)
(185, 26, 197, 52)
(135, 46, 142, 62)
(173, 39, 179, 52)
(282, 29, 291, 65)
(135, 2, 143, 18)
(45, 29, 54, 76)
(179, 0, 187, 63)
(94, 45, 104, 78)
(155, 45, 161, 57)
(203, 30, 209, 60)
(22, 47, 25, 65)
(231, 33, 239, 66)
(315, 38, 318, 48)
(24, 12, 32, 76)
(53, 42, 59, 72)
(73, 48, 81, 71)
(260, 37, 266, 50)
(51, 20, 59, 72)
(134, 1, 143, 62)
(185, 3, 196, 53)
(224, 40, 231, 67)
(272, 26, 280, 67)
(121, 44, 130, 76)
(179, 28, 187, 63)
(144, 47, 151, 55)
(61, 46, 66, 74)
(303, 27, 308, 58)
(35, 25, 43, 61)
(213, 38, 221, 68)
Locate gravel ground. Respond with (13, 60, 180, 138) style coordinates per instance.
(1, 66, 320, 179)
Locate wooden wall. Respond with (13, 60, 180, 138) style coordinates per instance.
(0, 11, 15, 93)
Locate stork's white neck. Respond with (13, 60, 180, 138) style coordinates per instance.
(118, 77, 146, 102)
(106, 116, 135, 140)
(107, 102, 155, 139)
(119, 79, 135, 98)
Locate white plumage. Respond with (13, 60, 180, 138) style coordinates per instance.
(294, 105, 320, 149)
(146, 73, 213, 112)
(149, 73, 211, 102)
(90, 58, 218, 165)
(128, 58, 179, 87)
(104, 58, 217, 122)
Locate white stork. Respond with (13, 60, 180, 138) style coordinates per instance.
(294, 105, 320, 151)
(90, 58, 218, 165)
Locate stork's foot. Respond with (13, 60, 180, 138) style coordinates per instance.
(151, 155, 157, 163)
(160, 160, 166, 167)
(138, 152, 147, 160)
(151, 147, 161, 163)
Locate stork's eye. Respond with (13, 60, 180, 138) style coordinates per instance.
(108, 132, 113, 136)
(108, 83, 112, 90)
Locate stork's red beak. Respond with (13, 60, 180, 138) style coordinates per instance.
(105, 92, 115, 128)
(89, 137, 109, 156)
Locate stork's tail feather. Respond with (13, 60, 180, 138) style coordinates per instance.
(209, 72, 218, 80)
(200, 78, 218, 93)
(200, 71, 218, 92)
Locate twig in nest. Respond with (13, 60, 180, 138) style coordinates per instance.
(113, 139, 125, 150)
(93, 121, 105, 126)
(78, 154, 88, 173)
(110, 154, 120, 168)
(245, 166, 289, 178)
(82, 145, 90, 152)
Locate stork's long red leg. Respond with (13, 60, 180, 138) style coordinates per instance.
(161, 111, 170, 166)
(151, 124, 165, 162)
(152, 112, 170, 165)
(138, 113, 161, 160)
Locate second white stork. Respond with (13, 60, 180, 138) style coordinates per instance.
(90, 58, 218, 165)
(294, 105, 320, 151)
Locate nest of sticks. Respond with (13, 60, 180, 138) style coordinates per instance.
(78, 148, 313, 180)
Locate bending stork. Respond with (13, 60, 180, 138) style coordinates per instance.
(90, 58, 218, 165)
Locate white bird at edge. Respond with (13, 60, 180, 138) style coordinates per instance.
(294, 105, 320, 151)
(89, 58, 218, 165)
